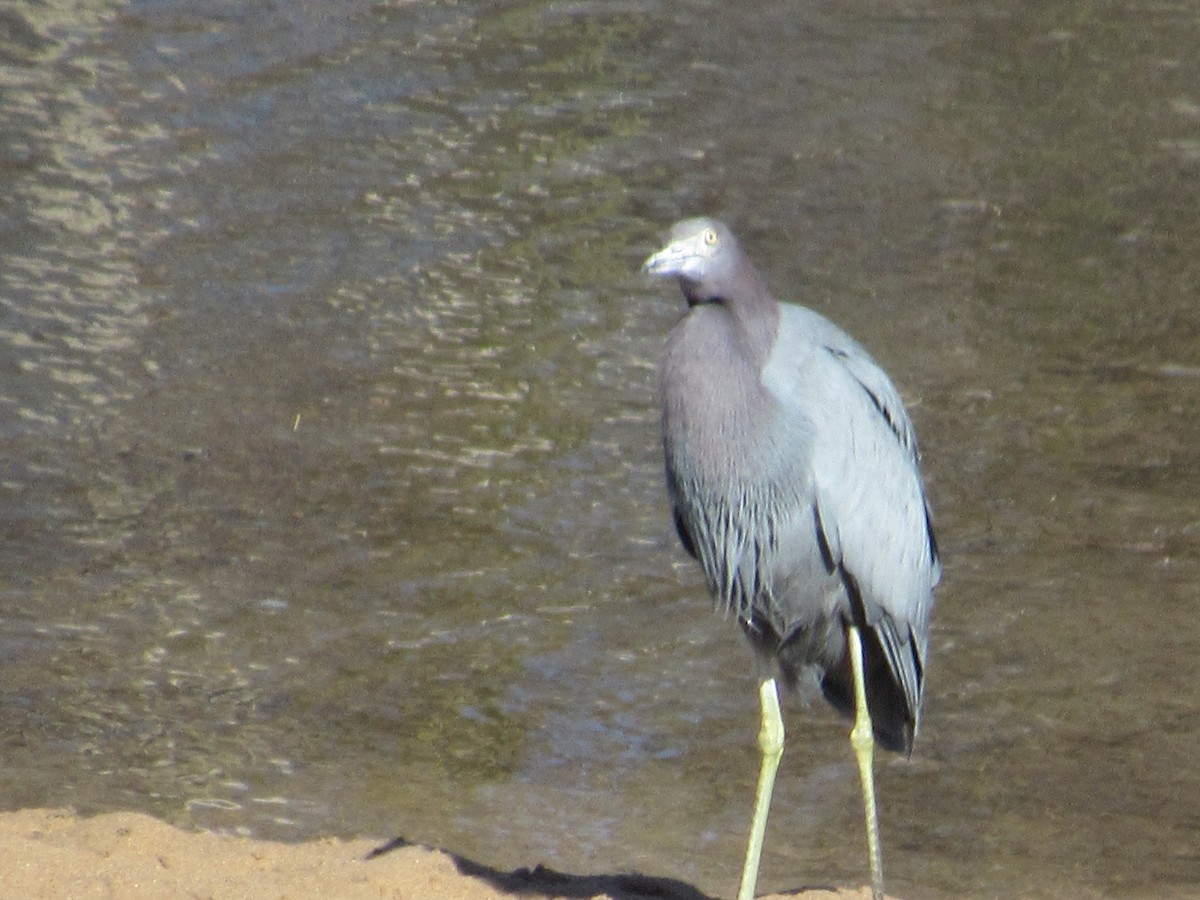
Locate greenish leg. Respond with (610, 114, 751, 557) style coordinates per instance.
(737, 677, 784, 900)
(847, 625, 885, 900)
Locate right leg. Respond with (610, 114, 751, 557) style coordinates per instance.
(737, 677, 784, 900)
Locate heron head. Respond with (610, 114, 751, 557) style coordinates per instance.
(643, 217, 744, 305)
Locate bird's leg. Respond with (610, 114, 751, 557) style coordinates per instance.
(737, 676, 784, 900)
(847, 625, 885, 900)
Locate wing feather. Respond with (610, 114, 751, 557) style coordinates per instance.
(762, 305, 938, 740)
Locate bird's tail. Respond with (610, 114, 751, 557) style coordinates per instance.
(818, 621, 920, 755)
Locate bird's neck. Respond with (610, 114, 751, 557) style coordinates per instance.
(660, 291, 781, 483)
(723, 265, 778, 363)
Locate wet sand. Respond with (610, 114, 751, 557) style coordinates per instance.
(0, 808, 886, 899)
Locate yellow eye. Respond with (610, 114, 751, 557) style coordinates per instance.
(703, 229, 718, 246)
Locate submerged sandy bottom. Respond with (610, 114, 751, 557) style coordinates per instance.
(0, 807, 888, 899)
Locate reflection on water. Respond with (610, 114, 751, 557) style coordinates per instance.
(1, 1, 1199, 898)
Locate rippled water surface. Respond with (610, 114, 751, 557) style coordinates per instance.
(2, 2, 1199, 898)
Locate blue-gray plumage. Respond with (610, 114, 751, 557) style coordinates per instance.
(644, 217, 939, 900)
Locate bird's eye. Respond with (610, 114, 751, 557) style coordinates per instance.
(703, 229, 718, 246)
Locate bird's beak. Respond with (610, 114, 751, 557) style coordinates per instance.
(643, 239, 693, 278)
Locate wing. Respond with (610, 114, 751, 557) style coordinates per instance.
(763, 305, 939, 748)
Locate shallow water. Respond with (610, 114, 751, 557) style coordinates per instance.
(2, 1, 1199, 897)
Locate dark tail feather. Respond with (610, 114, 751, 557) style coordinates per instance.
(819, 625, 917, 755)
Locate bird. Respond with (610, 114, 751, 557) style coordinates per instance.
(642, 217, 939, 900)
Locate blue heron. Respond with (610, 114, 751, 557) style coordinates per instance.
(643, 218, 939, 900)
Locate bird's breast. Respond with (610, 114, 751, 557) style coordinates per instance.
(660, 308, 784, 484)
(661, 310, 828, 632)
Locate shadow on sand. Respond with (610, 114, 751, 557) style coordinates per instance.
(367, 836, 843, 899)
(367, 835, 715, 899)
